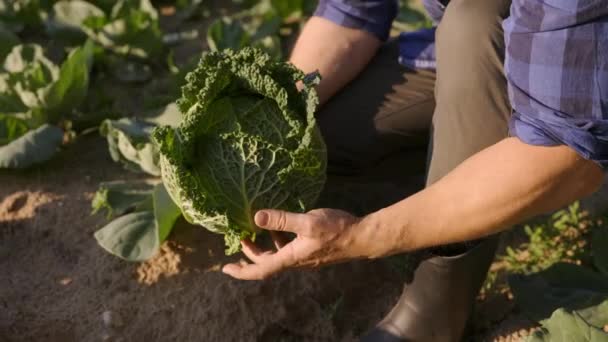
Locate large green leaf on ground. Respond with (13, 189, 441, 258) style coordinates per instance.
(207, 17, 251, 52)
(47, 0, 105, 43)
(100, 103, 182, 175)
(95, 211, 157, 261)
(3, 44, 57, 76)
(111, 0, 158, 20)
(593, 228, 608, 276)
(94, 183, 182, 262)
(0, 114, 28, 145)
(82, 0, 163, 59)
(43, 40, 94, 122)
(51, 0, 105, 28)
(1, 42, 93, 125)
(100, 117, 161, 176)
(527, 303, 608, 342)
(153, 181, 181, 243)
(207, 17, 282, 58)
(509, 262, 608, 322)
(248, 14, 281, 42)
(577, 300, 608, 329)
(91, 180, 156, 218)
(0, 124, 63, 168)
(2, 44, 59, 111)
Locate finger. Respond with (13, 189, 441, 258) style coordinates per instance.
(270, 231, 289, 250)
(222, 244, 297, 280)
(222, 260, 278, 280)
(221, 259, 254, 278)
(222, 262, 265, 280)
(254, 209, 313, 235)
(240, 239, 272, 263)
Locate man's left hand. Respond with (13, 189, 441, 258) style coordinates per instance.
(222, 208, 366, 280)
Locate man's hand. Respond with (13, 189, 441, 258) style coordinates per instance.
(222, 138, 604, 281)
(222, 208, 366, 280)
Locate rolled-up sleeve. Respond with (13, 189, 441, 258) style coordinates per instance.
(314, 0, 398, 41)
(504, 0, 608, 168)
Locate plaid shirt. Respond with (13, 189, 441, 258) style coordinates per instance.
(314, 0, 608, 168)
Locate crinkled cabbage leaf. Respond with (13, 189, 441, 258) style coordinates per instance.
(153, 48, 326, 254)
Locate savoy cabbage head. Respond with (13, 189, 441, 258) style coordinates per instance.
(153, 48, 327, 254)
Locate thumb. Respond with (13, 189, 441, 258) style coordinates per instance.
(254, 209, 310, 234)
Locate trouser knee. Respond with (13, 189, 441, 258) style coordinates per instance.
(427, 0, 512, 185)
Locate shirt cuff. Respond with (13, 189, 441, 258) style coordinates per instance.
(509, 111, 608, 169)
(314, 0, 398, 41)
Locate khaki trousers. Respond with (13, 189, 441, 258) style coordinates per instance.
(317, 0, 512, 220)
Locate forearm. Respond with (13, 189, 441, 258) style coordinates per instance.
(289, 16, 381, 105)
(359, 137, 604, 257)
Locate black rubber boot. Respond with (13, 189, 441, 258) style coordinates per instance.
(360, 236, 499, 342)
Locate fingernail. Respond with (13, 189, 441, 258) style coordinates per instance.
(255, 211, 269, 227)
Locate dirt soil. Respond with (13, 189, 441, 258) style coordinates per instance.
(0, 134, 541, 342)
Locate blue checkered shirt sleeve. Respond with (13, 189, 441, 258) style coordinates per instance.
(314, 0, 399, 41)
(504, 0, 608, 168)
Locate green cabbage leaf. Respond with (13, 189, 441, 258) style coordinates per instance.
(153, 47, 326, 254)
(0, 41, 94, 168)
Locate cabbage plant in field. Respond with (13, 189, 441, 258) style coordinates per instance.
(48, 0, 164, 59)
(153, 47, 327, 254)
(0, 41, 94, 168)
